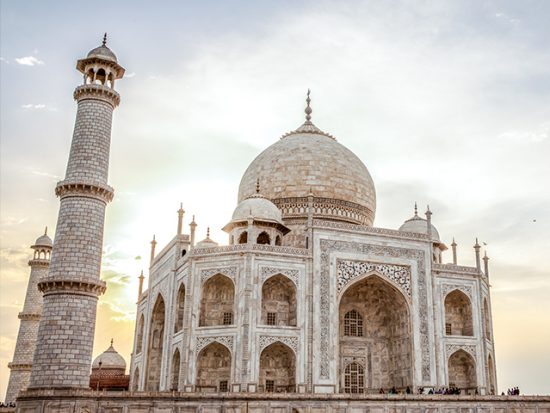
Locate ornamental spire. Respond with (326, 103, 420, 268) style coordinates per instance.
(305, 89, 312, 122)
(256, 178, 260, 194)
(102, 33, 107, 46)
(414, 202, 418, 217)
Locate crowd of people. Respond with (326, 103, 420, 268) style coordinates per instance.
(504, 387, 520, 395)
(377, 386, 473, 395)
(0, 402, 16, 408)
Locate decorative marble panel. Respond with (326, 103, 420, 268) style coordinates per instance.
(336, 259, 411, 297)
(446, 343, 477, 360)
(441, 284, 473, 300)
(200, 266, 237, 283)
(195, 336, 234, 354)
(260, 266, 300, 287)
(319, 239, 430, 381)
(258, 335, 299, 355)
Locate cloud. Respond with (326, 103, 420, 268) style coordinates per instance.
(125, 72, 136, 78)
(21, 103, 57, 111)
(0, 57, 8, 63)
(15, 56, 44, 66)
(30, 169, 61, 179)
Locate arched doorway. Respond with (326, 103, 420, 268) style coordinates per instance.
(259, 342, 296, 392)
(261, 275, 297, 326)
(175, 284, 185, 333)
(199, 274, 235, 326)
(444, 290, 473, 336)
(339, 275, 412, 392)
(145, 295, 165, 391)
(448, 350, 476, 391)
(196, 342, 231, 392)
(171, 349, 181, 391)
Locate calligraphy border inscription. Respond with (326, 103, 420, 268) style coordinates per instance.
(319, 239, 430, 381)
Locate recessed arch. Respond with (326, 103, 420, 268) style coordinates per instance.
(136, 314, 144, 354)
(196, 342, 231, 391)
(445, 290, 473, 336)
(132, 367, 140, 391)
(275, 235, 282, 246)
(199, 274, 235, 326)
(171, 348, 181, 391)
(483, 298, 491, 340)
(338, 271, 411, 305)
(259, 342, 296, 392)
(343, 361, 365, 394)
(257, 231, 270, 245)
(145, 294, 165, 391)
(339, 274, 412, 391)
(238, 231, 248, 244)
(261, 274, 297, 326)
(448, 350, 476, 391)
(487, 354, 496, 395)
(175, 283, 185, 333)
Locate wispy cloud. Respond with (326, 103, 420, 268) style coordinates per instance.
(125, 72, 136, 78)
(30, 169, 61, 179)
(15, 56, 44, 66)
(0, 57, 8, 64)
(21, 104, 57, 111)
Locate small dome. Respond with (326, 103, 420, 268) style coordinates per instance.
(399, 213, 440, 241)
(195, 229, 218, 248)
(231, 194, 282, 223)
(87, 45, 118, 63)
(34, 229, 52, 247)
(92, 341, 126, 370)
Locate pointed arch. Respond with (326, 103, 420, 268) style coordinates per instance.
(448, 350, 476, 391)
(444, 290, 473, 336)
(257, 231, 270, 245)
(483, 298, 491, 340)
(261, 274, 297, 326)
(275, 235, 282, 246)
(259, 342, 296, 392)
(136, 314, 144, 354)
(487, 354, 496, 395)
(145, 294, 165, 391)
(238, 231, 248, 244)
(199, 274, 235, 326)
(196, 342, 231, 391)
(132, 367, 140, 391)
(339, 274, 412, 391)
(175, 283, 185, 333)
(171, 348, 181, 391)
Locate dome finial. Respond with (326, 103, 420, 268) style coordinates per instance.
(256, 178, 260, 194)
(305, 89, 312, 122)
(110, 338, 113, 346)
(102, 33, 107, 46)
(414, 202, 418, 216)
(44, 226, 48, 236)
(207, 227, 210, 238)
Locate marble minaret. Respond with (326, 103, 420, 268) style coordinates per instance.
(5, 230, 52, 402)
(28, 36, 124, 389)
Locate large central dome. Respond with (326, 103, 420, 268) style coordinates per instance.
(238, 96, 376, 226)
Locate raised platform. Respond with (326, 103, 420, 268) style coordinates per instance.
(15, 390, 550, 413)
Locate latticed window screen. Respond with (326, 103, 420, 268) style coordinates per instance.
(223, 312, 233, 325)
(445, 323, 452, 335)
(266, 380, 275, 392)
(344, 310, 363, 336)
(219, 380, 228, 392)
(267, 312, 277, 325)
(344, 362, 365, 394)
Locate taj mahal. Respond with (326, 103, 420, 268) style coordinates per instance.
(5, 38, 549, 413)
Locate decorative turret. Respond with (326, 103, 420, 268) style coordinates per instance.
(28, 36, 124, 390)
(4, 229, 52, 403)
(474, 238, 482, 271)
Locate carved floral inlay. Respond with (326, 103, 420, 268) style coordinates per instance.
(441, 283, 473, 299)
(320, 239, 430, 381)
(260, 266, 300, 287)
(337, 260, 411, 297)
(446, 343, 476, 360)
(258, 335, 299, 354)
(195, 336, 234, 354)
(200, 266, 237, 283)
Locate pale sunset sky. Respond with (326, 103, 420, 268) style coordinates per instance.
(1, 0, 549, 398)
